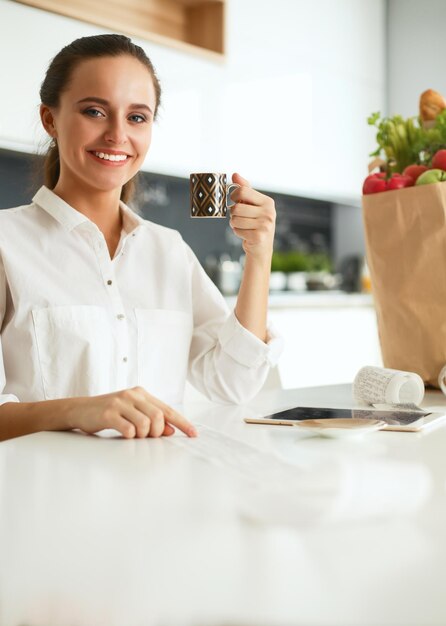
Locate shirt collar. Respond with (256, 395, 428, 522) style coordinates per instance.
(120, 199, 146, 234)
(32, 185, 145, 233)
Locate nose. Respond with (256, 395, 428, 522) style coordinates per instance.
(103, 115, 127, 145)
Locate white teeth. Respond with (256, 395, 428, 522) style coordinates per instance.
(93, 151, 128, 162)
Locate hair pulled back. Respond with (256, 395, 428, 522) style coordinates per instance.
(39, 34, 161, 203)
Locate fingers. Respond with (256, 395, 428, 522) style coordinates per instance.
(118, 411, 175, 439)
(117, 405, 148, 438)
(106, 388, 195, 439)
(85, 389, 195, 440)
(147, 407, 165, 438)
(120, 401, 182, 439)
(132, 388, 197, 438)
(230, 203, 275, 244)
(230, 185, 267, 206)
(146, 399, 197, 438)
(107, 414, 137, 439)
(230, 214, 258, 230)
(230, 203, 262, 219)
(231, 172, 251, 187)
(162, 423, 175, 436)
(152, 400, 197, 438)
(124, 403, 165, 439)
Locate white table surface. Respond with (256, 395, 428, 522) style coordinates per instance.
(1, 384, 446, 626)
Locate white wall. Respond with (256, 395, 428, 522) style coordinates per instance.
(387, 0, 446, 117)
(0, 0, 385, 203)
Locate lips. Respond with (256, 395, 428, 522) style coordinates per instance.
(88, 149, 132, 156)
(87, 151, 132, 167)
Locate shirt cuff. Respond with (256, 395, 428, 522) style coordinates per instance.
(218, 309, 284, 369)
(0, 394, 19, 406)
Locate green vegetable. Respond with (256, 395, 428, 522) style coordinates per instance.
(421, 109, 446, 161)
(271, 251, 332, 273)
(367, 112, 425, 173)
(271, 251, 308, 272)
(306, 253, 332, 273)
(367, 109, 446, 173)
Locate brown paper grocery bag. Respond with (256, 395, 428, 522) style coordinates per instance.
(362, 181, 446, 388)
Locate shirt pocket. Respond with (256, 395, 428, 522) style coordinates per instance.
(32, 305, 113, 400)
(135, 308, 193, 404)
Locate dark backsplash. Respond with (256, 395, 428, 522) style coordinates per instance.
(0, 148, 333, 263)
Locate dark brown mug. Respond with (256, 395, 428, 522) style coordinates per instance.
(190, 173, 240, 218)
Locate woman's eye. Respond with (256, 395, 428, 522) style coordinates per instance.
(83, 109, 147, 123)
(129, 114, 147, 123)
(84, 108, 103, 117)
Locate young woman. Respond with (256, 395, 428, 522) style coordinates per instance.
(0, 34, 282, 442)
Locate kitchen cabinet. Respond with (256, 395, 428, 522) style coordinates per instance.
(14, 0, 225, 59)
(265, 293, 382, 389)
(184, 292, 382, 401)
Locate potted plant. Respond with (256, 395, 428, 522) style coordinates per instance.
(271, 251, 311, 291)
(305, 253, 338, 290)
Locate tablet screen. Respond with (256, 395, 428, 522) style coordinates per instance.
(264, 406, 429, 426)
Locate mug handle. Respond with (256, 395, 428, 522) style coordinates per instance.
(226, 183, 240, 208)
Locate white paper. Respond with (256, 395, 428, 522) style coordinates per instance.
(353, 365, 425, 407)
(169, 424, 430, 526)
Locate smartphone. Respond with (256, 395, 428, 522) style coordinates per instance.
(243, 405, 443, 432)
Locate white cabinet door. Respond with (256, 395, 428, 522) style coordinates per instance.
(269, 306, 382, 389)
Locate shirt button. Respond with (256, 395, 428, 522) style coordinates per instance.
(107, 280, 112, 285)
(117, 314, 125, 320)
(123, 357, 128, 363)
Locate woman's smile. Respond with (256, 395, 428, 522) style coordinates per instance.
(87, 150, 133, 167)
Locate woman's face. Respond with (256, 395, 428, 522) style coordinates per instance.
(41, 55, 157, 194)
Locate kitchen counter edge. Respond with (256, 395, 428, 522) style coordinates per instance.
(224, 291, 374, 309)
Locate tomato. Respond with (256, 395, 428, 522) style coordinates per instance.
(362, 172, 387, 194)
(362, 172, 413, 194)
(402, 164, 429, 183)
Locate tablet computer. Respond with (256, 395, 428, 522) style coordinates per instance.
(244, 405, 446, 432)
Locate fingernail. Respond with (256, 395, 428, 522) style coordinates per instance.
(188, 427, 198, 437)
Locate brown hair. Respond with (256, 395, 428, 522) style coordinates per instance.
(38, 33, 161, 204)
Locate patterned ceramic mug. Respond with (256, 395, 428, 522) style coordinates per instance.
(190, 173, 240, 218)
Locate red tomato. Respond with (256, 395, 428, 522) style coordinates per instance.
(362, 172, 413, 194)
(402, 164, 429, 183)
(387, 174, 414, 190)
(432, 149, 446, 171)
(362, 172, 387, 194)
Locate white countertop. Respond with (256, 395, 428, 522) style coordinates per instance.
(1, 383, 446, 625)
(226, 290, 374, 309)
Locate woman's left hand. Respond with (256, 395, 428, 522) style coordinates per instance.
(229, 172, 276, 262)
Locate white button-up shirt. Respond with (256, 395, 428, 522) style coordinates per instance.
(0, 185, 283, 407)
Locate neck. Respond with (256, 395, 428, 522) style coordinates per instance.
(52, 179, 123, 236)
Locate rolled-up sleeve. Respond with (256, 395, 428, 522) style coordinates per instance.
(184, 241, 284, 404)
(0, 253, 19, 406)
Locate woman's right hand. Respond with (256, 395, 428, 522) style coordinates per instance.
(65, 386, 197, 438)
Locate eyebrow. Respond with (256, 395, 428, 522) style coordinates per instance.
(76, 96, 153, 114)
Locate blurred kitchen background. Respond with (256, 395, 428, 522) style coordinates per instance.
(0, 0, 443, 388)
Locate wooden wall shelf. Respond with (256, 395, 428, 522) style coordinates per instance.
(15, 0, 226, 61)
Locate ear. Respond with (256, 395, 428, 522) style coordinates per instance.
(40, 104, 57, 139)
